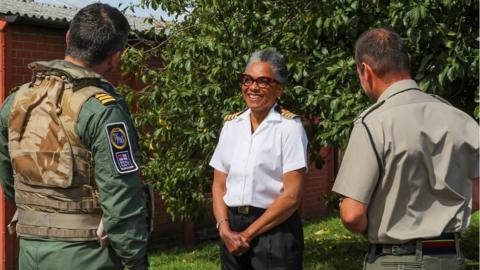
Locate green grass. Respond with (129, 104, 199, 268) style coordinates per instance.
(303, 214, 367, 269)
(149, 241, 220, 270)
(150, 212, 479, 269)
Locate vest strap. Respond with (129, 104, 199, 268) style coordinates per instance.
(16, 225, 98, 241)
(14, 180, 94, 198)
(59, 86, 106, 147)
(18, 209, 101, 229)
(15, 190, 99, 211)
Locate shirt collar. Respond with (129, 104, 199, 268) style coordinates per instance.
(238, 103, 281, 122)
(377, 79, 420, 103)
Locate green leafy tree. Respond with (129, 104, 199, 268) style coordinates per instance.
(120, 0, 479, 221)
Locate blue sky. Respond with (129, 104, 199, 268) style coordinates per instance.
(35, 0, 170, 19)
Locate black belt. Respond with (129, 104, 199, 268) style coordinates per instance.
(229, 206, 266, 216)
(371, 233, 458, 256)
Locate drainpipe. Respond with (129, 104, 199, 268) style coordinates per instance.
(0, 19, 6, 102)
(0, 18, 7, 270)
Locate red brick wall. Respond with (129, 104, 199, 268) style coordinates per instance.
(7, 25, 65, 89)
(301, 147, 335, 219)
(6, 24, 131, 90)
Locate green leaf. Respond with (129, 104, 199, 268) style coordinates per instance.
(122, 0, 479, 222)
(315, 17, 323, 28)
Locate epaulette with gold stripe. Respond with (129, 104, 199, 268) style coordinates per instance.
(276, 106, 300, 120)
(224, 111, 241, 121)
(95, 93, 116, 106)
(223, 109, 247, 121)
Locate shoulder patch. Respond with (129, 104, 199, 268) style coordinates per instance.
(105, 122, 139, 174)
(95, 93, 116, 106)
(276, 106, 300, 120)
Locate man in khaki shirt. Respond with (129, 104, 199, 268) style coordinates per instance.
(333, 28, 479, 270)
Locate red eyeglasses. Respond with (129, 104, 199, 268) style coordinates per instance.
(240, 74, 279, 88)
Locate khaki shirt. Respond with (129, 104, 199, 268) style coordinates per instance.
(333, 79, 479, 244)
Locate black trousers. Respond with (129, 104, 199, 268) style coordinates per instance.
(220, 207, 304, 270)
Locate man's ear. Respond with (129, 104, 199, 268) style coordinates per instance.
(65, 31, 70, 48)
(109, 50, 123, 70)
(362, 62, 375, 88)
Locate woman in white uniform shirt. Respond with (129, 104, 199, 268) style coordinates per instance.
(210, 49, 308, 270)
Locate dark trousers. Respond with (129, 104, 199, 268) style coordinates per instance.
(220, 207, 303, 270)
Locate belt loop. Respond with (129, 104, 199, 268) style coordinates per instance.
(7, 210, 18, 235)
(454, 233, 463, 264)
(415, 239, 422, 262)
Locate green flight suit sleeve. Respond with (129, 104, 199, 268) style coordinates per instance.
(77, 97, 148, 270)
(0, 93, 17, 204)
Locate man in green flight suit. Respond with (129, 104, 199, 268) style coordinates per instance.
(0, 3, 149, 270)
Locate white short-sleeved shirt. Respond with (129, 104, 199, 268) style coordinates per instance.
(209, 105, 308, 209)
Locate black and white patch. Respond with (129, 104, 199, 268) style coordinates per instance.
(105, 122, 139, 174)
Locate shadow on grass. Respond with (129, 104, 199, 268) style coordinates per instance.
(148, 212, 479, 270)
(302, 214, 367, 270)
(304, 238, 367, 269)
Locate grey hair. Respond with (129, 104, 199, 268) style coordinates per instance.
(246, 49, 288, 85)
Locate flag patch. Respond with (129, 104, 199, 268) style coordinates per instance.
(105, 122, 138, 174)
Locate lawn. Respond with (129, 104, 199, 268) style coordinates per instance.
(149, 212, 479, 269)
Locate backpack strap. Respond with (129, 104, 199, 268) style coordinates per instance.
(58, 85, 107, 147)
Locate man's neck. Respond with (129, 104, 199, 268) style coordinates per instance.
(373, 73, 412, 101)
(64, 55, 106, 75)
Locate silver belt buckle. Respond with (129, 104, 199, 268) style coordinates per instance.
(238, 206, 249, 215)
(391, 245, 401, 255)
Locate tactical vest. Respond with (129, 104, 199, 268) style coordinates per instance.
(8, 60, 112, 241)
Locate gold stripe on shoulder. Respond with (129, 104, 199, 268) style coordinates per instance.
(223, 112, 240, 121)
(97, 96, 114, 101)
(100, 98, 115, 103)
(95, 93, 109, 97)
(101, 99, 116, 106)
(223, 109, 247, 121)
(95, 93, 109, 99)
(278, 106, 299, 120)
(95, 93, 116, 105)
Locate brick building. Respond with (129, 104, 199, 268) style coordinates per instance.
(0, 1, 336, 269)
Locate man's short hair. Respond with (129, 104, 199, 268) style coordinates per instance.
(355, 28, 410, 78)
(66, 3, 130, 66)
